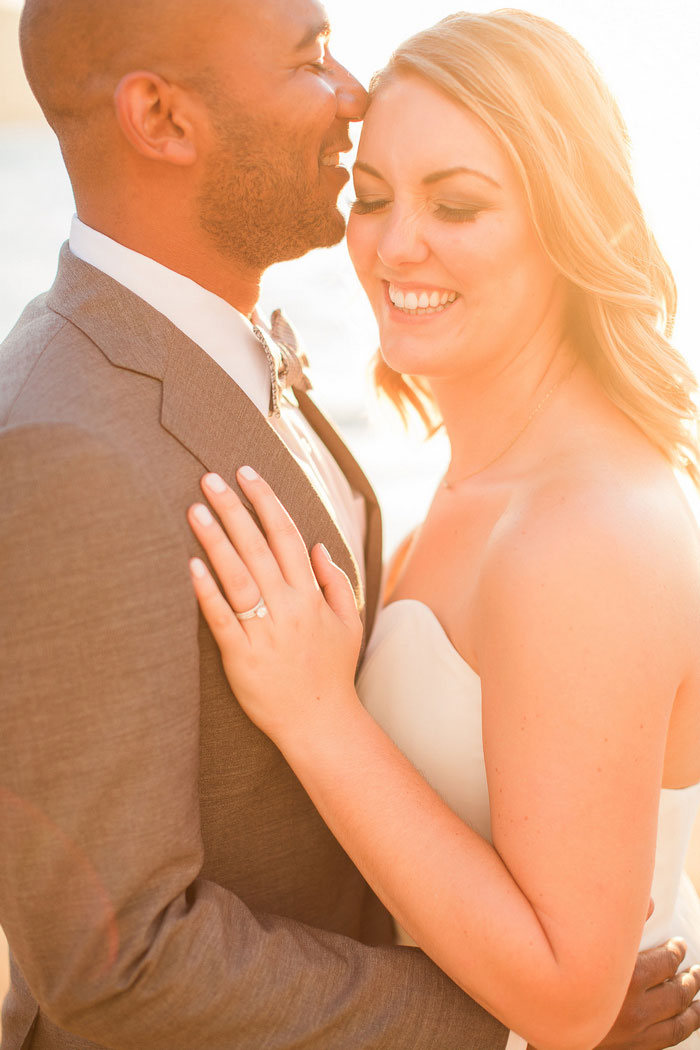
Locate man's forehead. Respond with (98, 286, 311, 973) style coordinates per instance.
(293, 14, 331, 52)
(239, 0, 331, 49)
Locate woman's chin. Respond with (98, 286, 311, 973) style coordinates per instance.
(378, 337, 441, 379)
(379, 347, 423, 378)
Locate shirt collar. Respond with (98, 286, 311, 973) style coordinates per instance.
(69, 215, 272, 414)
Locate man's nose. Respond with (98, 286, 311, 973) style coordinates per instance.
(332, 60, 369, 121)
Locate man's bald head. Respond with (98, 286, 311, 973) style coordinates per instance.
(18, 0, 366, 307)
(20, 0, 226, 142)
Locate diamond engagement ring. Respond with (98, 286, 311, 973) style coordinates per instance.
(235, 597, 269, 621)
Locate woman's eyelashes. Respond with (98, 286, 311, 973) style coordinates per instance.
(350, 198, 390, 215)
(350, 197, 484, 223)
(433, 203, 482, 223)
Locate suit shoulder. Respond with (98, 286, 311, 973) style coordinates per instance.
(0, 295, 90, 423)
(0, 421, 189, 574)
(0, 299, 163, 445)
(0, 420, 148, 494)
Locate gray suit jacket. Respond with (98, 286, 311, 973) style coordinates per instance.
(0, 246, 507, 1050)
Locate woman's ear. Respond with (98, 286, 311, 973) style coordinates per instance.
(114, 71, 199, 166)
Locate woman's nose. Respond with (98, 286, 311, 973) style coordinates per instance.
(377, 209, 430, 269)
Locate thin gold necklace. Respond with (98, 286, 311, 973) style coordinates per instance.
(441, 360, 577, 490)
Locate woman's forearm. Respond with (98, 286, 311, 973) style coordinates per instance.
(279, 694, 631, 1050)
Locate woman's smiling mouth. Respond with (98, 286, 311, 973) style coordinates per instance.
(386, 282, 459, 315)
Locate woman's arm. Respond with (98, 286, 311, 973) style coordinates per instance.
(188, 468, 683, 1050)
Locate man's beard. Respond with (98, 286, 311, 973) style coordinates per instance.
(198, 115, 346, 271)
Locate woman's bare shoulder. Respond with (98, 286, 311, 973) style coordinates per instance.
(479, 459, 700, 645)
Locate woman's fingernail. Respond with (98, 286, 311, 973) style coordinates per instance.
(320, 543, 332, 561)
(204, 473, 227, 493)
(238, 465, 259, 482)
(192, 504, 214, 526)
(189, 557, 207, 578)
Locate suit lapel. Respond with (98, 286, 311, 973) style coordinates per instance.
(46, 245, 378, 649)
(159, 335, 368, 629)
(295, 390, 383, 647)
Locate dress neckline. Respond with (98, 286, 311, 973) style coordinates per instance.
(382, 598, 480, 679)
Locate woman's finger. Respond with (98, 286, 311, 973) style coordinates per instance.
(199, 472, 289, 598)
(233, 466, 318, 591)
(310, 544, 362, 629)
(188, 557, 249, 653)
(188, 502, 265, 616)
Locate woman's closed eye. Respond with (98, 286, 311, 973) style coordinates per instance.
(433, 202, 483, 223)
(350, 198, 391, 215)
(350, 197, 486, 223)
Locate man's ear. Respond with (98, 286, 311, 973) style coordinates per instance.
(114, 71, 199, 166)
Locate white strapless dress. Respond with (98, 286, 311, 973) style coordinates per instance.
(357, 599, 700, 1048)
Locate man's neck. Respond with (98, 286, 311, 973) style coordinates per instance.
(74, 209, 263, 316)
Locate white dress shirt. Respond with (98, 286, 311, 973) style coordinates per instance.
(69, 217, 366, 586)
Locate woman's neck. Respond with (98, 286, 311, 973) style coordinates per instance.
(431, 334, 578, 486)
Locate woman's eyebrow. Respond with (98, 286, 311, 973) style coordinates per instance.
(423, 167, 501, 188)
(353, 161, 501, 189)
(353, 161, 385, 179)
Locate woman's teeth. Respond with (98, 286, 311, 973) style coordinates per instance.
(388, 284, 458, 314)
(321, 153, 340, 166)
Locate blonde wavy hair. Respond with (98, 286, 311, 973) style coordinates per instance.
(370, 10, 700, 484)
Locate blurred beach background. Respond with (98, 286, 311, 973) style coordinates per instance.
(1, 0, 699, 1020)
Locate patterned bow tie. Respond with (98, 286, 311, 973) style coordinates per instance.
(251, 308, 312, 417)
